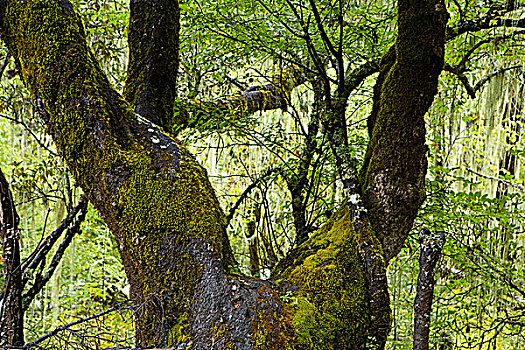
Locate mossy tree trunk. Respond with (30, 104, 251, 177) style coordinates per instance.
(360, 1, 448, 263)
(0, 0, 447, 349)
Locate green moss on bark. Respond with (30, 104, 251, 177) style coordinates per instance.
(0, 2, 235, 346)
(123, 0, 181, 130)
(272, 205, 371, 349)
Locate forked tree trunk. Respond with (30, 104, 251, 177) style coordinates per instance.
(0, 0, 447, 348)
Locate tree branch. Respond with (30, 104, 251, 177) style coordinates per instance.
(23, 301, 133, 349)
(123, 0, 180, 129)
(444, 26, 525, 98)
(0, 52, 11, 78)
(0, 167, 24, 346)
(22, 201, 88, 309)
(447, 4, 525, 40)
(465, 167, 525, 191)
(20, 196, 87, 279)
(308, 0, 338, 57)
(226, 168, 283, 225)
(177, 68, 306, 133)
(343, 59, 380, 99)
(0, 114, 59, 157)
(360, 0, 448, 262)
(445, 63, 521, 98)
(319, 59, 379, 204)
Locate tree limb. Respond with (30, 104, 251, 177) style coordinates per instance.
(176, 68, 306, 134)
(445, 63, 521, 98)
(123, 0, 180, 129)
(226, 168, 283, 225)
(23, 301, 133, 349)
(447, 3, 525, 40)
(360, 0, 448, 262)
(21, 197, 88, 310)
(465, 167, 525, 191)
(20, 196, 87, 279)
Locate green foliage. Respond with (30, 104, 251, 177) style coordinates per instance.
(389, 55, 525, 350)
(1, 0, 525, 348)
(0, 1, 133, 347)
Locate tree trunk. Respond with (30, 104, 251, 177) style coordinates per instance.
(0, 0, 447, 348)
(413, 228, 445, 350)
(360, 0, 448, 262)
(0, 168, 24, 346)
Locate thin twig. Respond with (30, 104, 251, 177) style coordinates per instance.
(23, 302, 133, 349)
(226, 168, 283, 225)
(0, 114, 58, 157)
(464, 167, 525, 191)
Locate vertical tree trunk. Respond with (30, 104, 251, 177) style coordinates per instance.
(413, 228, 444, 350)
(0, 168, 24, 346)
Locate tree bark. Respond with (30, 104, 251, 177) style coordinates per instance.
(123, 0, 180, 132)
(413, 228, 445, 350)
(0, 0, 448, 349)
(0, 168, 24, 346)
(0, 2, 296, 348)
(360, 0, 449, 262)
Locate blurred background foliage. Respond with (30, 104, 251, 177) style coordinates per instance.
(0, 0, 524, 349)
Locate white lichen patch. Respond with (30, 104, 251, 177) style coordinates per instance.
(348, 193, 360, 205)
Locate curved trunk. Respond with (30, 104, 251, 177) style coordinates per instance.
(360, 0, 448, 262)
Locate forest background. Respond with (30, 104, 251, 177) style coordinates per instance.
(0, 0, 524, 349)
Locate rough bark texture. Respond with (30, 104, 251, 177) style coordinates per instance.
(271, 203, 372, 349)
(413, 229, 445, 350)
(0, 168, 24, 346)
(0, 0, 448, 349)
(360, 0, 449, 262)
(0, 1, 238, 347)
(123, 0, 180, 131)
(0, 1, 369, 348)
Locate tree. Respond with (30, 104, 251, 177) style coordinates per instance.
(0, 0, 519, 349)
(0, 168, 23, 346)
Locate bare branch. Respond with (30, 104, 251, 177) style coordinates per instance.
(446, 63, 521, 98)
(447, 4, 525, 40)
(22, 198, 88, 309)
(0, 114, 58, 157)
(308, 0, 338, 57)
(465, 167, 525, 191)
(20, 196, 87, 277)
(226, 168, 283, 225)
(23, 302, 133, 349)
